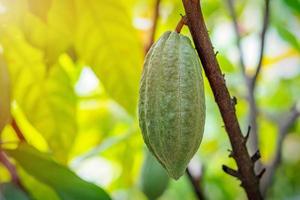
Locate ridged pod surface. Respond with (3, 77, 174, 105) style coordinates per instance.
(139, 31, 205, 179)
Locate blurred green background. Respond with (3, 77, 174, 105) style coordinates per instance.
(0, 0, 299, 199)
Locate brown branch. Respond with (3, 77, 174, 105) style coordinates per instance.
(145, 0, 161, 52)
(261, 103, 300, 196)
(226, 0, 270, 156)
(226, 0, 258, 154)
(250, 0, 270, 89)
(186, 167, 206, 200)
(0, 151, 23, 189)
(175, 15, 188, 33)
(0, 119, 27, 192)
(182, 0, 262, 199)
(226, 0, 246, 76)
(11, 118, 26, 142)
(248, 0, 271, 154)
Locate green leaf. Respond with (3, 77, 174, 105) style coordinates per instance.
(0, 55, 11, 133)
(5, 143, 111, 200)
(21, 63, 77, 162)
(217, 54, 236, 73)
(0, 182, 30, 200)
(18, 168, 60, 200)
(282, 0, 300, 14)
(0, 26, 77, 161)
(22, 0, 75, 66)
(274, 22, 300, 52)
(74, 0, 143, 115)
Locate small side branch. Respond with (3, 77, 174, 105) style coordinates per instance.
(226, 0, 246, 76)
(175, 15, 188, 33)
(0, 151, 23, 189)
(251, 0, 271, 89)
(222, 165, 240, 179)
(261, 103, 300, 196)
(145, 0, 161, 52)
(11, 118, 27, 143)
(186, 168, 206, 200)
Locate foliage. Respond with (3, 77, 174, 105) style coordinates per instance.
(0, 0, 299, 199)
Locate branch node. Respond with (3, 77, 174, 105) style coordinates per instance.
(251, 150, 261, 163)
(257, 168, 266, 179)
(222, 165, 240, 178)
(175, 15, 188, 33)
(227, 149, 234, 158)
(243, 126, 251, 144)
(231, 96, 238, 106)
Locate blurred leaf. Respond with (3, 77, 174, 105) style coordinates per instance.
(0, 25, 77, 161)
(281, 0, 300, 14)
(20, 63, 78, 162)
(0, 55, 11, 133)
(259, 117, 277, 162)
(217, 54, 236, 73)
(274, 22, 300, 52)
(71, 96, 133, 157)
(260, 76, 300, 112)
(0, 182, 30, 200)
(22, 0, 75, 66)
(27, 0, 53, 22)
(18, 167, 60, 200)
(74, 0, 143, 115)
(6, 143, 111, 200)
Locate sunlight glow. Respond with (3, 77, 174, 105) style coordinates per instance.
(133, 17, 152, 30)
(75, 67, 99, 96)
(0, 3, 7, 14)
(72, 157, 118, 187)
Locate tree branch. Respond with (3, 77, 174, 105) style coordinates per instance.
(186, 168, 206, 200)
(250, 0, 270, 89)
(261, 103, 300, 196)
(145, 0, 161, 52)
(226, 0, 246, 76)
(181, 0, 262, 199)
(175, 15, 188, 33)
(0, 151, 23, 189)
(11, 118, 26, 142)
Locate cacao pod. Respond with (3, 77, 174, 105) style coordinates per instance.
(138, 31, 205, 180)
(139, 150, 169, 200)
(0, 55, 11, 133)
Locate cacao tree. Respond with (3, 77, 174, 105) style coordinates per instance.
(0, 0, 299, 200)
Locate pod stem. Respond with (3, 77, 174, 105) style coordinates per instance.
(175, 15, 188, 33)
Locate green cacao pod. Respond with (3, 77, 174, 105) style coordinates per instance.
(139, 150, 169, 200)
(138, 31, 205, 180)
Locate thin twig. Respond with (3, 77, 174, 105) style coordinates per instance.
(226, 0, 259, 154)
(181, 0, 262, 199)
(261, 103, 300, 196)
(226, 0, 246, 76)
(175, 15, 188, 33)
(0, 151, 23, 189)
(227, 0, 271, 156)
(11, 118, 26, 142)
(251, 0, 271, 89)
(186, 168, 206, 200)
(145, 0, 161, 52)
